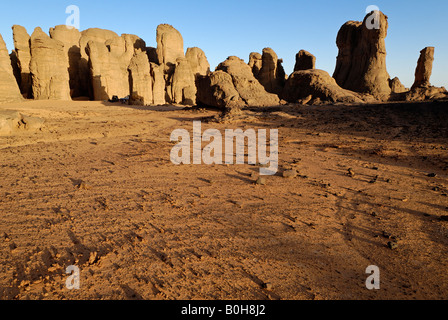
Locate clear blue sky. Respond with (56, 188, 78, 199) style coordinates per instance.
(1, 0, 446, 88)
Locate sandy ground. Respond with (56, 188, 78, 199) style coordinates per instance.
(0, 99, 448, 300)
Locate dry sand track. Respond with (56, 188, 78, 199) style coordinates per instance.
(1, 100, 448, 300)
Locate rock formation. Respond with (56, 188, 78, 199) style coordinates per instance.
(294, 50, 316, 71)
(49, 25, 82, 98)
(282, 69, 364, 104)
(333, 11, 391, 98)
(0, 34, 23, 103)
(197, 56, 280, 108)
(196, 70, 245, 111)
(155, 24, 194, 104)
(12, 25, 32, 98)
(86, 36, 130, 101)
(79, 28, 121, 99)
(150, 62, 166, 105)
(171, 57, 197, 105)
(248, 52, 262, 78)
(128, 50, 153, 105)
(156, 24, 184, 75)
(85, 31, 146, 101)
(256, 48, 286, 95)
(412, 47, 434, 90)
(185, 47, 210, 78)
(389, 77, 407, 94)
(29, 27, 71, 100)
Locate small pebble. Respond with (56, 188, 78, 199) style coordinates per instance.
(347, 168, 355, 177)
(283, 169, 298, 179)
(256, 177, 267, 185)
(387, 241, 398, 250)
(263, 282, 273, 291)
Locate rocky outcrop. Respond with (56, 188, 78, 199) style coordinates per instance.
(0, 109, 44, 135)
(256, 48, 286, 95)
(150, 62, 166, 105)
(248, 52, 262, 78)
(389, 77, 407, 94)
(0, 34, 23, 103)
(86, 31, 145, 101)
(197, 56, 280, 108)
(29, 27, 71, 100)
(185, 47, 210, 78)
(171, 57, 196, 105)
(156, 24, 184, 75)
(196, 71, 245, 111)
(412, 47, 434, 90)
(49, 25, 82, 98)
(128, 50, 153, 105)
(282, 69, 364, 104)
(294, 50, 316, 71)
(392, 86, 448, 102)
(86, 36, 130, 101)
(12, 25, 32, 98)
(333, 11, 391, 98)
(79, 28, 121, 99)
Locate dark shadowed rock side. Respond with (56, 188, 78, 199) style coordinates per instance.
(12, 25, 32, 98)
(294, 50, 316, 71)
(0, 34, 22, 103)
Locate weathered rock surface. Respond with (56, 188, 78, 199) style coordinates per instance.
(196, 70, 244, 110)
(171, 57, 197, 105)
(128, 50, 153, 105)
(412, 47, 435, 90)
(400, 86, 448, 102)
(257, 48, 286, 95)
(156, 24, 184, 74)
(217, 56, 280, 106)
(150, 62, 166, 105)
(49, 25, 82, 98)
(12, 25, 32, 98)
(248, 52, 262, 78)
(86, 32, 145, 101)
(282, 69, 364, 104)
(0, 34, 23, 103)
(389, 77, 407, 94)
(79, 28, 120, 99)
(197, 56, 279, 108)
(333, 11, 391, 98)
(294, 50, 316, 71)
(86, 36, 130, 101)
(29, 27, 71, 100)
(186, 47, 210, 78)
(0, 109, 44, 135)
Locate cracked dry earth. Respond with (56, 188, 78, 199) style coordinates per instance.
(0, 99, 448, 300)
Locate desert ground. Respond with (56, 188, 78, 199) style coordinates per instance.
(1, 99, 448, 300)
